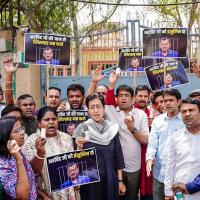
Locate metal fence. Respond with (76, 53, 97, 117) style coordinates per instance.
(49, 20, 200, 77)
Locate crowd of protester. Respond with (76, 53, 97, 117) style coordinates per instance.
(0, 58, 200, 200)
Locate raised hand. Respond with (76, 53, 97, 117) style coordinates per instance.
(108, 70, 119, 89)
(92, 65, 104, 83)
(35, 137, 46, 157)
(7, 140, 22, 160)
(3, 57, 18, 73)
(192, 63, 200, 78)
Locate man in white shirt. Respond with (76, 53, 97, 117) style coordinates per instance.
(164, 98, 200, 200)
(105, 85, 149, 200)
(146, 88, 184, 200)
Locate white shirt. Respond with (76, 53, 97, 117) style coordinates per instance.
(164, 127, 200, 200)
(105, 105, 149, 172)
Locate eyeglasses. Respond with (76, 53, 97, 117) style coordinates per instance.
(89, 104, 103, 111)
(12, 126, 25, 134)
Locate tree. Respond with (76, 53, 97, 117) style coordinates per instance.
(19, 0, 125, 75)
(145, 0, 200, 57)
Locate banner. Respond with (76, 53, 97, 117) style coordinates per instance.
(57, 111, 88, 136)
(24, 33, 70, 65)
(143, 28, 187, 58)
(46, 148, 100, 192)
(145, 61, 189, 91)
(118, 47, 144, 71)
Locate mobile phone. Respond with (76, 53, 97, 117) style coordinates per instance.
(40, 128, 46, 139)
(115, 67, 121, 75)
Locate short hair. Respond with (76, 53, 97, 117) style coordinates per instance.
(67, 84, 85, 96)
(135, 85, 150, 96)
(37, 106, 58, 122)
(44, 47, 52, 52)
(46, 87, 61, 96)
(160, 37, 170, 42)
(17, 94, 35, 104)
(188, 89, 200, 99)
(163, 88, 181, 100)
(0, 117, 17, 157)
(1, 104, 22, 117)
(181, 98, 200, 112)
(116, 85, 134, 97)
(67, 162, 79, 169)
(151, 91, 163, 105)
(85, 93, 105, 108)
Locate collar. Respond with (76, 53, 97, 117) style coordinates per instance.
(116, 106, 136, 115)
(133, 103, 150, 117)
(164, 112, 182, 120)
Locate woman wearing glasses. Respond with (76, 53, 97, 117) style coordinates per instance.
(22, 107, 76, 200)
(0, 117, 37, 199)
(73, 93, 126, 200)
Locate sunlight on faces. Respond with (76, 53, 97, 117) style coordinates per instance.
(135, 90, 149, 109)
(88, 98, 104, 123)
(18, 97, 35, 118)
(164, 94, 181, 114)
(181, 103, 200, 128)
(10, 121, 25, 146)
(46, 89, 61, 108)
(117, 90, 133, 111)
(67, 90, 84, 110)
(38, 111, 58, 137)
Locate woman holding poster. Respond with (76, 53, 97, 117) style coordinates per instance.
(73, 93, 126, 200)
(22, 107, 76, 200)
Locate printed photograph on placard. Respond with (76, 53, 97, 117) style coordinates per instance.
(57, 110, 88, 136)
(118, 47, 144, 71)
(24, 33, 70, 65)
(46, 148, 100, 192)
(145, 61, 189, 91)
(143, 28, 187, 58)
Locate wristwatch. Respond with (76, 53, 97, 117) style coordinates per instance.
(131, 127, 137, 134)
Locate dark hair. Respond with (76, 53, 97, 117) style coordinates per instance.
(96, 84, 108, 90)
(67, 84, 85, 96)
(163, 88, 181, 100)
(181, 98, 200, 112)
(37, 106, 58, 122)
(0, 117, 17, 157)
(67, 162, 79, 169)
(188, 90, 200, 99)
(17, 94, 35, 104)
(85, 93, 105, 108)
(46, 87, 61, 96)
(0, 86, 3, 95)
(151, 91, 163, 105)
(44, 47, 52, 52)
(1, 104, 22, 117)
(116, 85, 134, 97)
(135, 85, 150, 96)
(160, 37, 170, 42)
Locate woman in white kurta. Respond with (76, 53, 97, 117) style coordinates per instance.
(22, 107, 77, 200)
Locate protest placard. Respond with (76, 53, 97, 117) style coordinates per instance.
(24, 33, 70, 65)
(143, 28, 187, 58)
(118, 47, 144, 71)
(145, 61, 189, 91)
(57, 110, 88, 136)
(46, 148, 100, 192)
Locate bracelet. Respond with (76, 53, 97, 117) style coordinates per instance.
(35, 153, 46, 160)
(118, 180, 123, 182)
(4, 88, 12, 91)
(6, 81, 13, 84)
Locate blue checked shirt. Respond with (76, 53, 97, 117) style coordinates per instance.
(146, 112, 185, 183)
